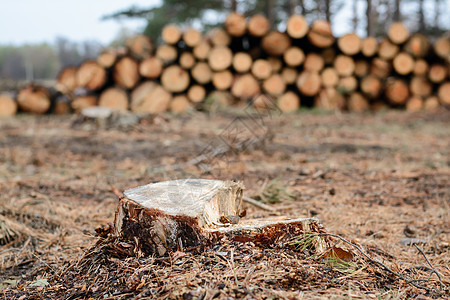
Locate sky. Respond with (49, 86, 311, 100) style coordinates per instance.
(0, 0, 159, 45)
(0, 1, 448, 46)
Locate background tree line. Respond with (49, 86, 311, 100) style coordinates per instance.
(0, 0, 447, 80)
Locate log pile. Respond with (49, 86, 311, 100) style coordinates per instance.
(1, 15, 449, 116)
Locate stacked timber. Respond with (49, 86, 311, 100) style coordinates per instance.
(3, 15, 449, 117)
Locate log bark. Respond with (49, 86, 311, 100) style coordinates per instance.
(225, 13, 247, 37)
(388, 22, 410, 45)
(183, 28, 202, 48)
(187, 85, 206, 103)
(231, 73, 260, 98)
(208, 47, 233, 71)
(56, 67, 78, 93)
(276, 91, 300, 113)
(113, 57, 140, 89)
(161, 65, 190, 92)
(212, 70, 233, 90)
(267, 57, 283, 73)
(437, 82, 450, 105)
(286, 15, 309, 39)
(170, 95, 192, 113)
(281, 68, 298, 85)
(156, 45, 178, 65)
(126, 35, 153, 60)
(393, 52, 414, 75)
(320, 68, 339, 87)
(53, 96, 71, 114)
(337, 33, 361, 55)
(385, 78, 409, 105)
(191, 62, 213, 84)
(76, 60, 107, 91)
(139, 57, 163, 79)
(179, 52, 196, 69)
(193, 41, 211, 61)
(296, 71, 321, 96)
(0, 93, 17, 116)
(71, 95, 98, 113)
(261, 31, 291, 56)
(321, 48, 336, 65)
(248, 14, 270, 37)
(17, 85, 51, 114)
(99, 87, 129, 112)
(283, 47, 305, 67)
(304, 53, 325, 72)
(162, 24, 182, 45)
(131, 82, 172, 113)
(262, 74, 286, 96)
(354, 60, 369, 77)
(251, 59, 273, 80)
(232, 52, 253, 73)
(334, 55, 355, 76)
(410, 76, 432, 97)
(361, 36, 378, 57)
(308, 20, 334, 48)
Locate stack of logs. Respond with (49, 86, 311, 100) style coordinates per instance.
(1, 13, 449, 117)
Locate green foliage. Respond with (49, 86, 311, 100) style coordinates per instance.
(103, 0, 228, 42)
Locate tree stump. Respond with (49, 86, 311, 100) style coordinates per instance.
(112, 179, 327, 257)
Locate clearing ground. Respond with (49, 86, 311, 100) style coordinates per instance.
(0, 108, 449, 299)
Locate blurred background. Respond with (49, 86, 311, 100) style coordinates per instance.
(0, 0, 448, 82)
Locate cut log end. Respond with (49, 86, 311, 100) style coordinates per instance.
(99, 87, 129, 112)
(161, 65, 190, 93)
(17, 85, 51, 114)
(261, 31, 291, 56)
(131, 82, 172, 113)
(225, 13, 246, 37)
(248, 14, 270, 37)
(286, 15, 309, 39)
(0, 94, 18, 117)
(388, 22, 410, 45)
(308, 20, 334, 48)
(337, 33, 361, 56)
(162, 24, 182, 45)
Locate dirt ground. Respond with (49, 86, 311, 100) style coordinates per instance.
(0, 108, 449, 299)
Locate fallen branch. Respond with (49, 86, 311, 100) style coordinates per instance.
(242, 195, 275, 211)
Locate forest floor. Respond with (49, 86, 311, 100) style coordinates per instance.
(0, 108, 449, 299)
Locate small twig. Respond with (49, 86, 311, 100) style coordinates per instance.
(111, 185, 124, 200)
(413, 243, 443, 288)
(242, 196, 275, 212)
(319, 233, 442, 293)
